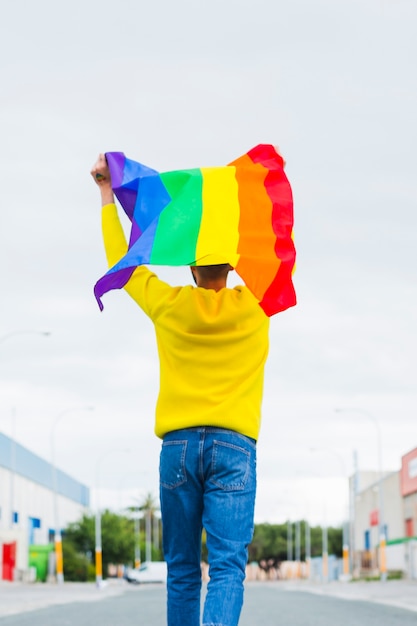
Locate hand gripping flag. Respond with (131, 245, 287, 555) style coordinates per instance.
(94, 144, 296, 316)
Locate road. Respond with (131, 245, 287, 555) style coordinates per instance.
(0, 580, 417, 625)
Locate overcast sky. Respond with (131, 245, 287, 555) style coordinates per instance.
(1, 0, 416, 526)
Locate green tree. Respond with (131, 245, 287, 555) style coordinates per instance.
(63, 510, 135, 579)
(310, 525, 324, 558)
(248, 521, 343, 563)
(62, 541, 95, 582)
(249, 523, 288, 562)
(327, 526, 343, 558)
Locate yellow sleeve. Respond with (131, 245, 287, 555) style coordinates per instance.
(101, 203, 177, 318)
(101, 203, 129, 267)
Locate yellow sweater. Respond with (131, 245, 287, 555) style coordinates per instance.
(102, 203, 270, 440)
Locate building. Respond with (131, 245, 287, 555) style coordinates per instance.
(351, 446, 417, 579)
(0, 432, 90, 581)
(401, 447, 417, 537)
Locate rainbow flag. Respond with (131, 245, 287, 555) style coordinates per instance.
(95, 144, 296, 316)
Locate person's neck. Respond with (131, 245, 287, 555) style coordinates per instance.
(197, 279, 227, 292)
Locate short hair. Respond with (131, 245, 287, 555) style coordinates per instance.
(192, 264, 231, 281)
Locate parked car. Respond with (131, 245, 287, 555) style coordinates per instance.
(125, 561, 167, 584)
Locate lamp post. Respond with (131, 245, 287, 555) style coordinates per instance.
(95, 502, 103, 587)
(287, 519, 293, 563)
(117, 471, 152, 568)
(134, 513, 142, 569)
(153, 510, 161, 554)
(335, 408, 386, 581)
(310, 446, 350, 579)
(305, 519, 311, 580)
(322, 511, 328, 583)
(51, 406, 94, 583)
(295, 519, 301, 578)
(302, 467, 330, 583)
(145, 508, 152, 563)
(95, 448, 130, 587)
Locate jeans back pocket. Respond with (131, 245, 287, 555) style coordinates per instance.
(210, 440, 251, 491)
(160, 440, 188, 489)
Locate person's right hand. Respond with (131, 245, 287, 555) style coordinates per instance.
(91, 153, 115, 205)
(90, 153, 111, 186)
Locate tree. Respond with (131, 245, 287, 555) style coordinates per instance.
(63, 508, 343, 581)
(248, 521, 343, 563)
(327, 526, 343, 558)
(62, 541, 95, 582)
(249, 523, 288, 562)
(63, 510, 135, 579)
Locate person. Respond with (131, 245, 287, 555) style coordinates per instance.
(91, 153, 270, 626)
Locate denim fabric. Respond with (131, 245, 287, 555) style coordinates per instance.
(159, 427, 257, 626)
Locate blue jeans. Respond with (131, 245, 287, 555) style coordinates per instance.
(159, 427, 257, 626)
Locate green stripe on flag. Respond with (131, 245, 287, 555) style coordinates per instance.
(150, 169, 203, 265)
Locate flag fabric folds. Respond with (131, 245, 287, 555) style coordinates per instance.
(94, 144, 296, 316)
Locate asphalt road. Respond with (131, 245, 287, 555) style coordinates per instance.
(1, 582, 417, 626)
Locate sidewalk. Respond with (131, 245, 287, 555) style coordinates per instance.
(0, 579, 126, 618)
(280, 579, 417, 614)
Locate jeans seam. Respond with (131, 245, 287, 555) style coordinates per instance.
(199, 431, 205, 482)
(168, 427, 257, 450)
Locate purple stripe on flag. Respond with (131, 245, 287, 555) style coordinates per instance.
(106, 152, 125, 188)
(94, 266, 136, 311)
(105, 152, 162, 222)
(129, 220, 142, 246)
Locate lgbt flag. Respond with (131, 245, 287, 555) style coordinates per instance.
(94, 144, 296, 316)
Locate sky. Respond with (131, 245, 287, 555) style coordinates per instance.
(0, 0, 416, 527)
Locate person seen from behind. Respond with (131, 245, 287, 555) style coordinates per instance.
(91, 153, 270, 626)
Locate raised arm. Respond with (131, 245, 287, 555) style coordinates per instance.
(90, 153, 129, 267)
(90, 153, 175, 318)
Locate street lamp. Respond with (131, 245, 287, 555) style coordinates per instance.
(295, 519, 301, 578)
(134, 512, 142, 569)
(310, 446, 350, 579)
(95, 448, 130, 587)
(118, 470, 159, 572)
(145, 507, 152, 563)
(305, 519, 311, 580)
(117, 472, 150, 570)
(322, 509, 328, 583)
(335, 408, 387, 581)
(300, 467, 331, 583)
(152, 509, 161, 556)
(51, 406, 94, 583)
(286, 520, 293, 563)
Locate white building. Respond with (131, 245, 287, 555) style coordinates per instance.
(0, 432, 90, 580)
(350, 446, 417, 579)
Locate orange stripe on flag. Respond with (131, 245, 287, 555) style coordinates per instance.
(232, 154, 280, 302)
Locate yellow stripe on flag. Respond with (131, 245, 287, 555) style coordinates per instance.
(196, 167, 240, 266)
